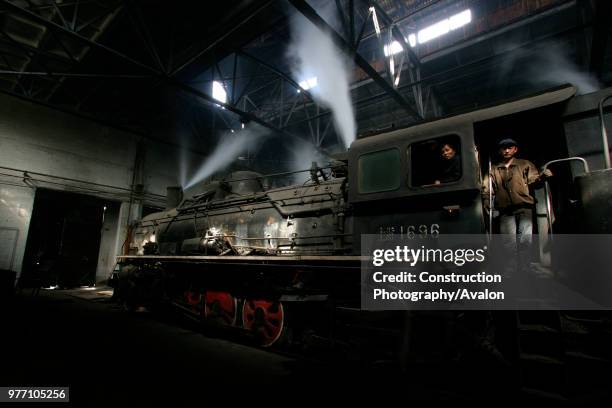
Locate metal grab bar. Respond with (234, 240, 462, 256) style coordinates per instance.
(544, 180, 554, 239)
(541, 157, 589, 174)
(540, 157, 590, 239)
(598, 95, 612, 169)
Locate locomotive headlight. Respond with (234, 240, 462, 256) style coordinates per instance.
(206, 227, 221, 238)
(149, 233, 156, 243)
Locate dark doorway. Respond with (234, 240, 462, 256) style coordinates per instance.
(474, 103, 575, 232)
(22, 189, 114, 288)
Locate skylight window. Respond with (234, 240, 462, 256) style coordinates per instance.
(212, 81, 227, 104)
(298, 76, 318, 91)
(449, 9, 472, 30)
(408, 34, 417, 47)
(381, 9, 471, 57)
(417, 9, 471, 44)
(418, 18, 450, 44)
(383, 41, 403, 57)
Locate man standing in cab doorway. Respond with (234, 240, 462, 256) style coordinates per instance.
(483, 138, 553, 274)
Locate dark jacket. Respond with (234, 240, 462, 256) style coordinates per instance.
(482, 158, 540, 211)
(438, 154, 461, 183)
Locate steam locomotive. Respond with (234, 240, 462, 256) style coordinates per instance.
(115, 84, 612, 359)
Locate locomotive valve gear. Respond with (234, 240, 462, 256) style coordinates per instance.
(310, 161, 320, 184)
(204, 228, 230, 255)
(309, 161, 328, 183)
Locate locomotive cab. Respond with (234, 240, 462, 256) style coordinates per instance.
(348, 85, 578, 251)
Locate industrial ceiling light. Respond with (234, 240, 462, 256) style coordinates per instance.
(212, 80, 227, 104)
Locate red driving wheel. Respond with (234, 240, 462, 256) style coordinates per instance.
(204, 291, 237, 326)
(242, 299, 285, 347)
(184, 290, 202, 313)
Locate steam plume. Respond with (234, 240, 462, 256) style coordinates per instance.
(287, 5, 356, 148)
(287, 138, 330, 183)
(496, 41, 601, 95)
(527, 42, 600, 95)
(183, 124, 268, 189)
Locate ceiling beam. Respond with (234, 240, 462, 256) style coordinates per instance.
(170, 79, 305, 141)
(0, 0, 310, 144)
(359, 0, 420, 67)
(169, 0, 274, 77)
(361, 0, 445, 43)
(0, 70, 151, 79)
(419, 0, 577, 64)
(236, 50, 315, 101)
(0, 32, 74, 66)
(0, 0, 159, 74)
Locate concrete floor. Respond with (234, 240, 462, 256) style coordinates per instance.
(1, 289, 461, 406)
(2, 289, 611, 406)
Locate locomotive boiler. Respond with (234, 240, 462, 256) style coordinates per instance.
(115, 83, 612, 358)
(139, 169, 351, 258)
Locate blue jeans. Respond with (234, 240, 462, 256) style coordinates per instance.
(499, 208, 533, 276)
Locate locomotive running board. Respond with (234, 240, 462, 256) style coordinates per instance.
(117, 255, 364, 262)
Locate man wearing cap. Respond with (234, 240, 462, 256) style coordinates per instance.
(483, 139, 553, 274)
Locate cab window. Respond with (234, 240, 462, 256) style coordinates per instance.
(409, 135, 461, 187)
(358, 148, 401, 193)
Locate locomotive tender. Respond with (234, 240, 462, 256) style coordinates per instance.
(115, 83, 612, 349)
